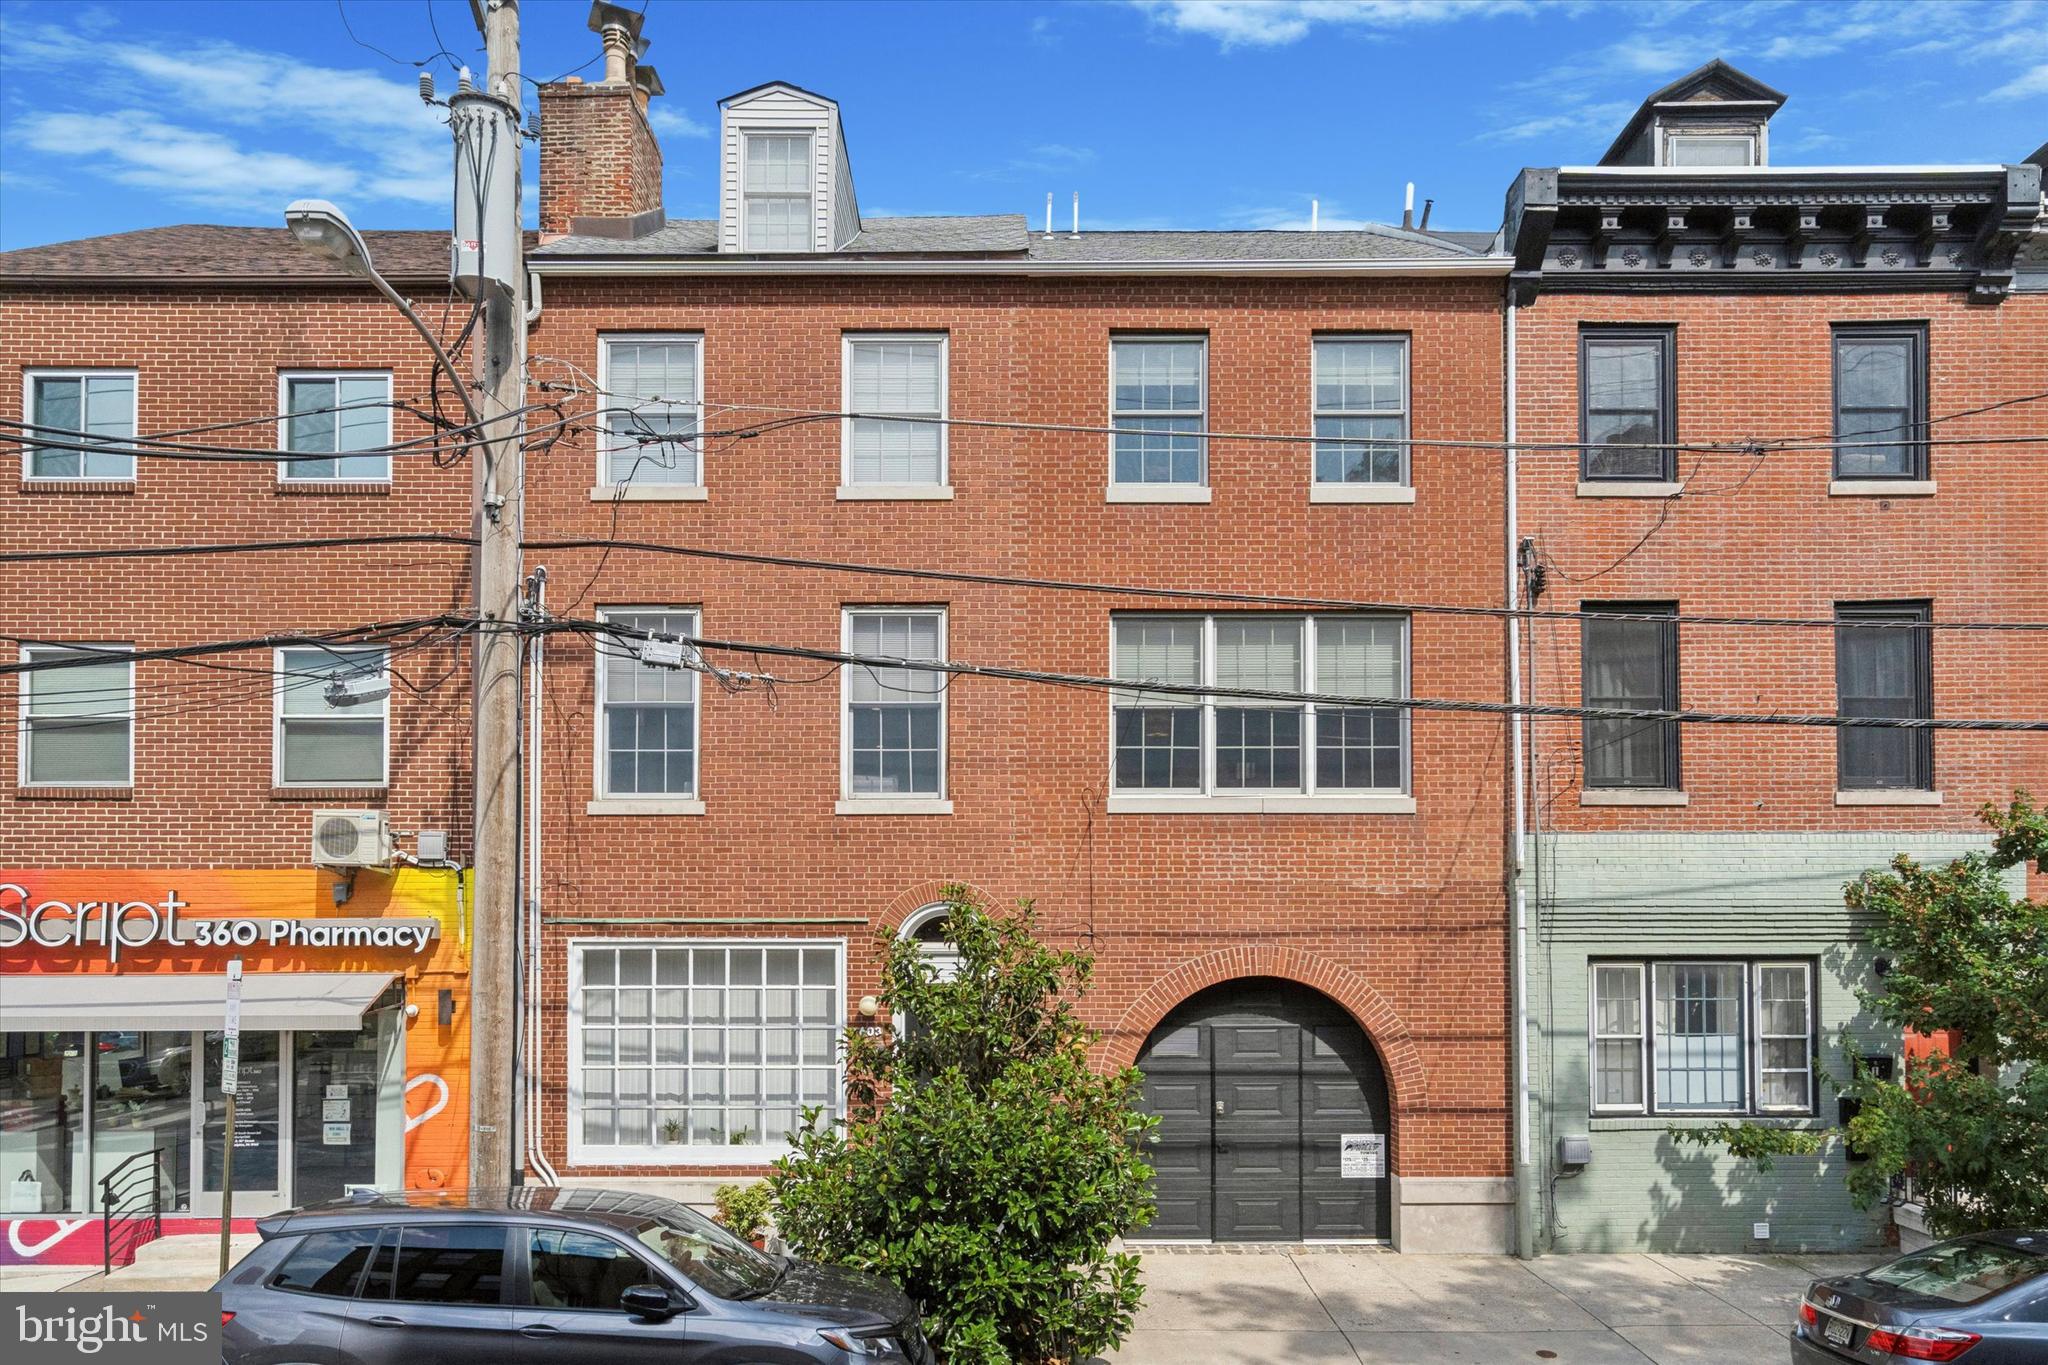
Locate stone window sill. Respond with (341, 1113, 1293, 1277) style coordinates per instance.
(1590, 1114, 1821, 1132)
(589, 484, 708, 502)
(19, 479, 135, 494)
(270, 786, 388, 801)
(1106, 484, 1212, 504)
(585, 798, 706, 816)
(836, 484, 954, 501)
(1106, 794, 1416, 815)
(1580, 789, 1689, 807)
(1309, 484, 1416, 504)
(834, 797, 953, 816)
(1836, 789, 1942, 806)
(1577, 481, 1682, 498)
(14, 785, 133, 801)
(1830, 480, 1935, 498)
(277, 481, 391, 496)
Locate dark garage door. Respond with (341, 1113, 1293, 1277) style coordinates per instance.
(1136, 978, 1391, 1241)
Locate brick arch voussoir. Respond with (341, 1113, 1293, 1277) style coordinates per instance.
(876, 878, 1004, 933)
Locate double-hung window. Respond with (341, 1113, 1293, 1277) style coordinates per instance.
(742, 133, 813, 251)
(1580, 603, 1680, 790)
(24, 371, 136, 480)
(1835, 601, 1933, 792)
(275, 646, 388, 787)
(600, 337, 702, 489)
(1579, 328, 1675, 482)
(1832, 324, 1928, 480)
(279, 372, 391, 482)
(1312, 336, 1408, 486)
(1110, 614, 1408, 801)
(842, 608, 947, 802)
(570, 941, 842, 1161)
(1111, 337, 1206, 490)
(1590, 959, 1813, 1115)
(20, 644, 133, 786)
(843, 334, 947, 492)
(596, 609, 700, 799)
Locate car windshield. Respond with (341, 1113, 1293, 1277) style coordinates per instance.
(630, 1206, 780, 1300)
(1864, 1239, 2048, 1305)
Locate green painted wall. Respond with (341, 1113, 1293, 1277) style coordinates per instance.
(1527, 831, 2017, 1255)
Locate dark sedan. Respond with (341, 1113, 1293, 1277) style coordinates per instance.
(1791, 1228, 2048, 1363)
(213, 1186, 932, 1364)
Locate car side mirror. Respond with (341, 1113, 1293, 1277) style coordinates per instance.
(619, 1283, 688, 1320)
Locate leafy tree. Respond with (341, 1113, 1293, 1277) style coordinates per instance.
(1673, 793, 2048, 1235)
(767, 886, 1156, 1365)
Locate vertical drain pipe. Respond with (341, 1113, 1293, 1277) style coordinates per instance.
(1506, 298, 1536, 1259)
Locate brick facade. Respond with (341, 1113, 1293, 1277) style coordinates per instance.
(537, 80, 664, 236)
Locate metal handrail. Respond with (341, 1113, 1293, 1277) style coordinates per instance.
(100, 1147, 165, 1275)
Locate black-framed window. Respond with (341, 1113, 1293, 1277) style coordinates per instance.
(1590, 958, 1816, 1116)
(1581, 603, 1680, 789)
(1832, 324, 1928, 480)
(1579, 327, 1676, 481)
(1835, 601, 1933, 791)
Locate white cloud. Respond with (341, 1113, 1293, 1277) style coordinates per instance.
(1130, 0, 1537, 49)
(968, 143, 1100, 183)
(1985, 63, 2048, 102)
(11, 110, 381, 212)
(647, 105, 711, 138)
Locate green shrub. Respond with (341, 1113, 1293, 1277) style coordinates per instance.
(713, 1181, 773, 1242)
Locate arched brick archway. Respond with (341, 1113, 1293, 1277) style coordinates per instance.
(875, 879, 1002, 933)
(1104, 945, 1429, 1112)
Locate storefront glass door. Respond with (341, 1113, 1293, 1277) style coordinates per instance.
(199, 1030, 285, 1215)
(291, 1022, 389, 1205)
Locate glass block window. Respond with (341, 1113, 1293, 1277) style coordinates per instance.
(1111, 615, 1407, 797)
(601, 337, 701, 486)
(1833, 325, 1927, 480)
(21, 644, 133, 786)
(281, 373, 391, 481)
(844, 336, 946, 486)
(1756, 963, 1813, 1112)
(1653, 962, 1745, 1112)
(597, 609, 699, 798)
(1581, 604, 1680, 790)
(27, 372, 136, 480)
(275, 646, 387, 786)
(743, 133, 813, 251)
(1312, 338, 1408, 485)
(1579, 329, 1674, 481)
(1590, 964, 1644, 1111)
(1836, 602, 1933, 791)
(844, 609, 946, 798)
(1111, 337, 1206, 486)
(572, 943, 842, 1156)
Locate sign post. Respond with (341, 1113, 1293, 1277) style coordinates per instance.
(218, 958, 242, 1279)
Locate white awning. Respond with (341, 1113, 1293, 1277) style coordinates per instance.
(0, 972, 399, 1033)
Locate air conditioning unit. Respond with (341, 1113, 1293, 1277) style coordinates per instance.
(312, 810, 393, 869)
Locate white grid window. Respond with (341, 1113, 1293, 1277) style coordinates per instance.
(1111, 615, 1407, 796)
(280, 373, 391, 481)
(843, 609, 946, 798)
(20, 644, 133, 786)
(1111, 338, 1206, 486)
(601, 338, 701, 487)
(597, 610, 699, 798)
(26, 372, 136, 480)
(1313, 338, 1408, 485)
(1589, 960, 1814, 1116)
(571, 942, 842, 1161)
(743, 133, 813, 251)
(275, 646, 388, 786)
(844, 335, 946, 487)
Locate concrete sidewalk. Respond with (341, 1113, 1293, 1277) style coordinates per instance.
(1099, 1247, 1881, 1364)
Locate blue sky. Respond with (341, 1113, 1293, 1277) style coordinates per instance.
(1, 0, 2042, 251)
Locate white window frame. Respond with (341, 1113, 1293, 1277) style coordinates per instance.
(564, 937, 847, 1167)
(1107, 334, 1210, 501)
(271, 645, 390, 788)
(1661, 130, 1760, 167)
(1589, 962, 1649, 1115)
(838, 606, 950, 814)
(590, 606, 704, 813)
(1309, 335, 1411, 494)
(1588, 959, 1817, 1118)
(276, 370, 393, 484)
(1105, 614, 1413, 814)
(594, 334, 705, 499)
(839, 332, 951, 499)
(17, 643, 135, 788)
(740, 130, 816, 253)
(21, 369, 139, 482)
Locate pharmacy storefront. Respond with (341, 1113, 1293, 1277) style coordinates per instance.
(0, 869, 470, 1265)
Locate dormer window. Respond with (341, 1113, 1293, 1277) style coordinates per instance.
(743, 132, 814, 250)
(1663, 132, 1758, 167)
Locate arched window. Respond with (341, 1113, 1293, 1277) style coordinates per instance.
(900, 904, 961, 982)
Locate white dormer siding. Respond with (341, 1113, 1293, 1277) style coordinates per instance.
(719, 82, 860, 253)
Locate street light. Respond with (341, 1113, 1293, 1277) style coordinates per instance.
(283, 199, 480, 425)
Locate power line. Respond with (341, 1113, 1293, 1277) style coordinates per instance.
(0, 617, 474, 677)
(0, 403, 578, 465)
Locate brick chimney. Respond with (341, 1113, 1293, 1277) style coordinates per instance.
(537, 11, 664, 240)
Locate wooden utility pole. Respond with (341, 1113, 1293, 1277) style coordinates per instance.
(467, 0, 524, 1191)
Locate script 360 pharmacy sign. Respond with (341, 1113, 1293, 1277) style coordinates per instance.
(0, 882, 436, 964)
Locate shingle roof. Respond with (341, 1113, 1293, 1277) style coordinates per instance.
(536, 215, 1030, 257)
(0, 224, 453, 281)
(1019, 226, 1477, 262)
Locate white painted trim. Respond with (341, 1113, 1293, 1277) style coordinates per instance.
(20, 368, 140, 482)
(1830, 480, 1936, 498)
(1105, 484, 1212, 503)
(1835, 788, 1943, 806)
(840, 331, 949, 493)
(1309, 484, 1416, 504)
(17, 642, 135, 788)
(835, 485, 954, 501)
(1579, 789, 1689, 806)
(585, 799, 707, 816)
(272, 644, 389, 788)
(1588, 961, 1649, 1115)
(589, 484, 709, 502)
(833, 797, 953, 816)
(839, 605, 948, 805)
(532, 257, 1515, 278)
(1577, 480, 1683, 498)
(1105, 794, 1415, 815)
(275, 370, 394, 483)
(593, 606, 702, 803)
(736, 129, 819, 253)
(1309, 333, 1410, 491)
(596, 333, 705, 493)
